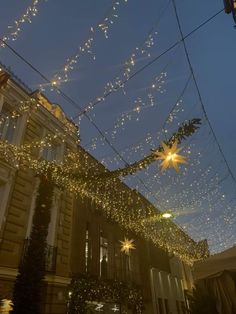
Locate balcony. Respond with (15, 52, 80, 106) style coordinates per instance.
(21, 239, 57, 273)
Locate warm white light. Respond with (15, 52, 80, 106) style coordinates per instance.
(51, 80, 58, 86)
(162, 213, 172, 219)
(120, 238, 135, 254)
(1, 299, 13, 313)
(154, 140, 187, 172)
(166, 152, 177, 161)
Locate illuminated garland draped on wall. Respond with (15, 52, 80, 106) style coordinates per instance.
(0, 114, 206, 263)
(0, 118, 200, 181)
(0, 70, 208, 263)
(68, 274, 143, 314)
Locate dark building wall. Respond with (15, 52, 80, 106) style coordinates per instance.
(0, 74, 195, 314)
(69, 195, 173, 312)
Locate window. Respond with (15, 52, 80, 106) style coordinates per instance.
(0, 180, 5, 208)
(0, 181, 6, 227)
(129, 250, 140, 283)
(42, 143, 62, 162)
(85, 223, 92, 273)
(0, 178, 12, 231)
(176, 300, 181, 314)
(0, 107, 17, 143)
(181, 301, 186, 314)
(114, 242, 122, 279)
(46, 188, 60, 246)
(26, 181, 59, 247)
(100, 230, 108, 278)
(157, 298, 164, 314)
(164, 299, 170, 314)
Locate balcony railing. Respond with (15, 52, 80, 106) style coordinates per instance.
(20, 239, 57, 273)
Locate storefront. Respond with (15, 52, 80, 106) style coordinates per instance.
(67, 274, 143, 314)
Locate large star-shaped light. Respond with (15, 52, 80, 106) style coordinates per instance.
(120, 238, 135, 254)
(154, 140, 187, 172)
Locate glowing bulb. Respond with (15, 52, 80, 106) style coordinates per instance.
(162, 213, 172, 219)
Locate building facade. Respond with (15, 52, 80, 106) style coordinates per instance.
(0, 68, 196, 314)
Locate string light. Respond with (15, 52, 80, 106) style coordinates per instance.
(0, 92, 79, 140)
(0, 115, 205, 264)
(1, 1, 46, 47)
(75, 13, 161, 118)
(68, 274, 143, 314)
(86, 71, 167, 150)
(0, 6, 234, 262)
(162, 213, 172, 219)
(91, 94, 236, 256)
(50, 0, 129, 88)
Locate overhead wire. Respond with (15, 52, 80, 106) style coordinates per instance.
(73, 7, 224, 120)
(83, 48, 178, 149)
(0, 6, 225, 213)
(74, 0, 172, 118)
(0, 7, 223, 125)
(171, 0, 236, 187)
(52, 0, 127, 84)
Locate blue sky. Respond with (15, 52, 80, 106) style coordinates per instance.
(0, 0, 236, 252)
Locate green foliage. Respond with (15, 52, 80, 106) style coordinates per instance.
(188, 282, 218, 314)
(11, 175, 54, 314)
(95, 118, 201, 179)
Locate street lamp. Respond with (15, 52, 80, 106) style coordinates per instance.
(162, 212, 172, 219)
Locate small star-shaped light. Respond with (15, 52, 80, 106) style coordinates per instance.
(154, 140, 187, 172)
(120, 238, 135, 254)
(111, 304, 120, 312)
(95, 303, 104, 311)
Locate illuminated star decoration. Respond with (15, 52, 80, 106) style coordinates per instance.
(95, 303, 104, 311)
(154, 140, 187, 172)
(111, 304, 120, 312)
(120, 238, 136, 254)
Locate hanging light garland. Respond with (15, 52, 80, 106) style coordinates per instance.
(0, 74, 79, 139)
(86, 119, 201, 180)
(1, 0, 47, 47)
(50, 0, 129, 88)
(86, 71, 167, 150)
(74, 13, 161, 118)
(67, 274, 143, 314)
(0, 117, 205, 264)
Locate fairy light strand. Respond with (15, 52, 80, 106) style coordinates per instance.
(0, 137, 207, 264)
(1, 0, 46, 47)
(74, 1, 172, 118)
(49, 0, 129, 89)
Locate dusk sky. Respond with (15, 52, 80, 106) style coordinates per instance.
(1, 0, 236, 252)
